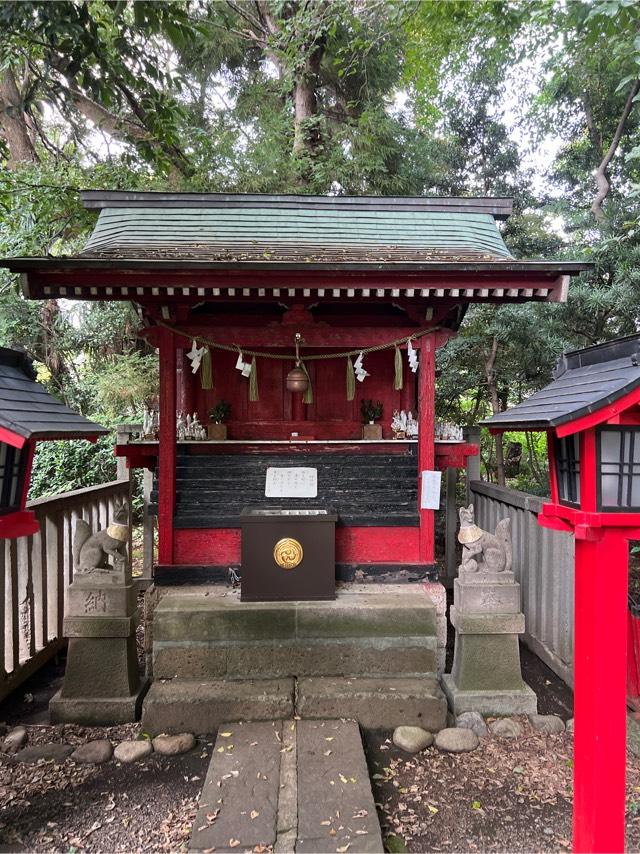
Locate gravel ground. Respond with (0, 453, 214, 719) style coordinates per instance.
(0, 723, 209, 853)
(0, 718, 638, 853)
(0, 585, 636, 853)
(364, 721, 640, 853)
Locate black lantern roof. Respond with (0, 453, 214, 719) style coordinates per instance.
(0, 347, 107, 442)
(483, 334, 640, 431)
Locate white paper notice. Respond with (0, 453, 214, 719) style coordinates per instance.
(420, 470, 442, 510)
(265, 467, 318, 498)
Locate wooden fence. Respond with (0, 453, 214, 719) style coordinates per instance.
(468, 480, 575, 687)
(1, 480, 130, 704)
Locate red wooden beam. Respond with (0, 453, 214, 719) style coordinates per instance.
(143, 324, 450, 351)
(0, 426, 26, 449)
(0, 510, 39, 539)
(418, 334, 436, 564)
(157, 328, 176, 564)
(26, 267, 568, 292)
(555, 384, 640, 438)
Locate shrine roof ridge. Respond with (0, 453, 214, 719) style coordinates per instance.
(483, 333, 640, 431)
(554, 333, 640, 376)
(80, 191, 515, 219)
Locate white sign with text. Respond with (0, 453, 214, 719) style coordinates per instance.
(420, 470, 442, 510)
(265, 467, 318, 498)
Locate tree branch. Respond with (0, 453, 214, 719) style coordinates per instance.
(591, 78, 640, 221)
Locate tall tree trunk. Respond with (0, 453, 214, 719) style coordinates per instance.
(0, 68, 38, 168)
(485, 336, 506, 487)
(38, 300, 71, 400)
(292, 41, 324, 163)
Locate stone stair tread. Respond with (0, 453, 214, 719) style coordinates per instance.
(153, 586, 438, 642)
(297, 675, 448, 732)
(141, 678, 295, 735)
(153, 634, 437, 680)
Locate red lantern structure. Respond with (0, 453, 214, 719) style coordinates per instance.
(0, 347, 107, 539)
(485, 333, 640, 853)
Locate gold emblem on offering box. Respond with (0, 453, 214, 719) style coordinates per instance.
(273, 537, 303, 569)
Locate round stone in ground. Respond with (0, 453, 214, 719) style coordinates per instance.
(71, 739, 113, 764)
(152, 733, 196, 756)
(15, 743, 74, 763)
(566, 718, 574, 735)
(434, 727, 479, 753)
(456, 711, 488, 738)
(489, 717, 523, 738)
(2, 725, 27, 754)
(114, 740, 153, 763)
(392, 726, 433, 753)
(529, 714, 565, 735)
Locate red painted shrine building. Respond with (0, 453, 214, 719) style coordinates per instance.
(3, 192, 587, 583)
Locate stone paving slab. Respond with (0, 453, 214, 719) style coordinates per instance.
(296, 720, 383, 853)
(188, 720, 383, 854)
(190, 721, 283, 853)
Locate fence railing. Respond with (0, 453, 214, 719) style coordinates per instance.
(468, 480, 575, 687)
(1, 479, 130, 704)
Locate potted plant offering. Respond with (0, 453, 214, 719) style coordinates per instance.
(207, 401, 231, 440)
(361, 399, 383, 439)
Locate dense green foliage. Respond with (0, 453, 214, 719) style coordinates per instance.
(1, 0, 639, 496)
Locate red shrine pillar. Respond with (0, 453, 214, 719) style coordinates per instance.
(543, 426, 631, 852)
(418, 335, 436, 566)
(158, 329, 176, 564)
(572, 527, 628, 853)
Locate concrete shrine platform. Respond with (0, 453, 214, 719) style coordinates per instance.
(142, 583, 448, 734)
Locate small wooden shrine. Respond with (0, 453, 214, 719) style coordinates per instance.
(3, 191, 587, 584)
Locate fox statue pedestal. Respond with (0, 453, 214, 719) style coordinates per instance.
(50, 506, 147, 725)
(442, 505, 537, 716)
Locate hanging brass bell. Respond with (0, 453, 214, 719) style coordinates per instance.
(286, 364, 309, 393)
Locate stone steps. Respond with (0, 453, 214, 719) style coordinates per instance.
(189, 719, 383, 854)
(153, 635, 437, 680)
(297, 675, 447, 732)
(141, 674, 448, 734)
(153, 588, 438, 642)
(143, 585, 447, 734)
(142, 678, 295, 735)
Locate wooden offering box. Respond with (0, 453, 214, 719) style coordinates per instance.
(240, 508, 337, 602)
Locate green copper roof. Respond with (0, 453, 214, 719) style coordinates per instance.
(80, 196, 514, 264)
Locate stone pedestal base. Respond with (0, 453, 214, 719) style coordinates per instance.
(444, 572, 538, 716)
(50, 679, 149, 725)
(441, 674, 537, 716)
(51, 563, 145, 725)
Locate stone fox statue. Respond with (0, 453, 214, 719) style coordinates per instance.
(458, 503, 512, 573)
(74, 501, 129, 572)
